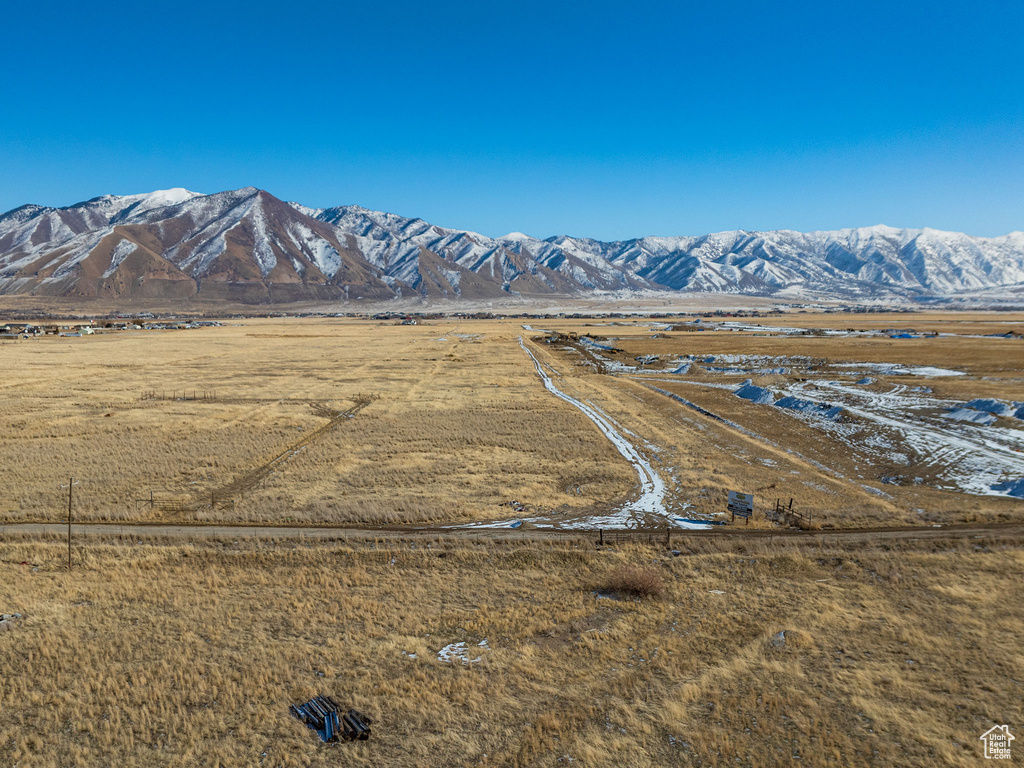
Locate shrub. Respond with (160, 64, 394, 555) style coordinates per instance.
(605, 565, 665, 599)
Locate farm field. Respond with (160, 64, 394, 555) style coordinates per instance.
(0, 312, 1021, 530)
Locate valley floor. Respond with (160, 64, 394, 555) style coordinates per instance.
(0, 312, 1020, 530)
(2, 310, 1022, 766)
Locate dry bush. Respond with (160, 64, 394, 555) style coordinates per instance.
(752, 372, 789, 389)
(604, 564, 665, 598)
(794, 516, 821, 531)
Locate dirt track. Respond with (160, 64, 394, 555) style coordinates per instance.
(3, 519, 1023, 544)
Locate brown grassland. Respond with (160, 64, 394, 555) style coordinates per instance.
(1, 310, 1023, 766)
(0, 319, 638, 525)
(1, 532, 1022, 767)
(1, 313, 1020, 528)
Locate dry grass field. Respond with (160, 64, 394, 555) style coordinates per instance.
(528, 312, 1024, 527)
(0, 319, 636, 525)
(1, 312, 1019, 530)
(2, 310, 1023, 767)
(0, 316, 809, 533)
(1, 532, 1022, 767)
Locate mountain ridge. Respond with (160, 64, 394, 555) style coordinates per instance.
(1, 187, 1022, 303)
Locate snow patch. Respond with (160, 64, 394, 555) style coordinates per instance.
(102, 238, 138, 278)
(992, 477, 1024, 498)
(964, 399, 1021, 418)
(289, 222, 342, 277)
(437, 640, 488, 664)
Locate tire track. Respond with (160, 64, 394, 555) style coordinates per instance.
(519, 337, 667, 522)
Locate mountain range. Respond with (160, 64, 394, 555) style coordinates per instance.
(1, 187, 1022, 304)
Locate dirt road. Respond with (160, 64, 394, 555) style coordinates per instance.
(519, 336, 668, 525)
(3, 520, 1022, 544)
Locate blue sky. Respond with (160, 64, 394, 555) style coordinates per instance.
(1, 1, 1022, 239)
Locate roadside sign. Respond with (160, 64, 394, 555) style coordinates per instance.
(728, 491, 754, 517)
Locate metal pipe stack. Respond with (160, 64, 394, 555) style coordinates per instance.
(290, 696, 372, 743)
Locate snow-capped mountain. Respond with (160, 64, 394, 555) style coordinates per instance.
(1, 188, 1022, 303)
(580, 225, 1024, 296)
(306, 204, 648, 297)
(0, 188, 396, 302)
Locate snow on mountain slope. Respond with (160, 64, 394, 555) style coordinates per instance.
(0, 189, 203, 280)
(109, 188, 203, 221)
(304, 204, 607, 295)
(558, 224, 1024, 296)
(0, 189, 397, 301)
(305, 204, 645, 294)
(1, 188, 1022, 302)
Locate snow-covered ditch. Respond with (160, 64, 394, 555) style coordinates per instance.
(829, 362, 965, 377)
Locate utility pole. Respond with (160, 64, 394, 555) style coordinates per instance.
(61, 477, 79, 571)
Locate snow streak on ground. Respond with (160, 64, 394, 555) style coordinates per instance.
(627, 372, 1024, 497)
(788, 381, 1024, 496)
(518, 337, 677, 528)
